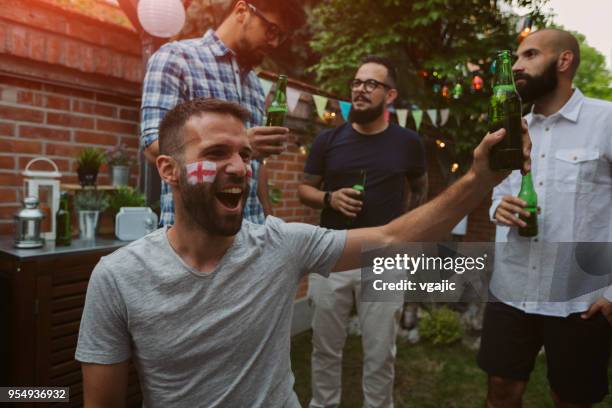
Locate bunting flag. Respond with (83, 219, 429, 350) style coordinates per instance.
(339, 100, 352, 121)
(312, 94, 329, 120)
(259, 78, 273, 98)
(427, 109, 438, 127)
(396, 109, 409, 128)
(286, 87, 301, 112)
(412, 109, 423, 131)
(440, 109, 450, 126)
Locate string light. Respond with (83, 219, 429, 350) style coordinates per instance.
(442, 85, 450, 99)
(299, 145, 307, 155)
(451, 163, 459, 173)
(435, 139, 446, 148)
(471, 75, 484, 91)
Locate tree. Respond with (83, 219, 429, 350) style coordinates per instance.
(572, 31, 612, 101)
(308, 0, 551, 174)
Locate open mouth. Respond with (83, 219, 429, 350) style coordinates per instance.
(215, 187, 243, 210)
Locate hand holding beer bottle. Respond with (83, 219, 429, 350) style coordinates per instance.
(247, 74, 290, 158)
(493, 171, 538, 234)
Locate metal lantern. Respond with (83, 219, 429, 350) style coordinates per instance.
(14, 196, 45, 249)
(137, 0, 186, 38)
(23, 157, 61, 241)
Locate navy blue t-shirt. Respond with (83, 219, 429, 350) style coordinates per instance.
(305, 122, 426, 230)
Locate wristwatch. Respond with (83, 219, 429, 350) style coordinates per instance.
(323, 191, 332, 208)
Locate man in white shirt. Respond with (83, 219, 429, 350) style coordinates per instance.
(479, 29, 612, 408)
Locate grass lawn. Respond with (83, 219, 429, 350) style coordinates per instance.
(291, 331, 612, 407)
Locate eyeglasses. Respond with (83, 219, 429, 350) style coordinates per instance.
(350, 79, 392, 93)
(247, 3, 288, 44)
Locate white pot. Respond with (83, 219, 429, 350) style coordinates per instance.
(78, 210, 100, 240)
(110, 165, 130, 187)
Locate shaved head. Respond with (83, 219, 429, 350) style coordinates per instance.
(527, 28, 581, 77)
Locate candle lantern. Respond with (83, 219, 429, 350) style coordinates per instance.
(22, 157, 61, 241)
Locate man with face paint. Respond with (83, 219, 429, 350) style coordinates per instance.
(298, 56, 427, 408)
(76, 97, 530, 407)
(480, 29, 612, 408)
(141, 0, 306, 226)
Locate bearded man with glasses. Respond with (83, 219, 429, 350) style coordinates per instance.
(141, 0, 305, 227)
(299, 56, 428, 408)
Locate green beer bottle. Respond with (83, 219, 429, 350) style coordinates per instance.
(56, 192, 72, 246)
(266, 74, 288, 127)
(518, 172, 538, 237)
(488, 50, 524, 170)
(346, 170, 366, 227)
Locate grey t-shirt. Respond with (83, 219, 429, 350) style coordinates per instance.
(75, 216, 346, 407)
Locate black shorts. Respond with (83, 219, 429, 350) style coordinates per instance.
(477, 301, 612, 404)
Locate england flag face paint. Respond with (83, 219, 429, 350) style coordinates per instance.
(185, 160, 217, 185)
(246, 163, 253, 179)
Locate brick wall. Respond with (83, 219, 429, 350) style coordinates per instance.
(0, 75, 140, 234)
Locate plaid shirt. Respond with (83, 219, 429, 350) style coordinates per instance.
(141, 30, 266, 226)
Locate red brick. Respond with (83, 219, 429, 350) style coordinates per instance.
(119, 108, 139, 122)
(74, 131, 117, 146)
(18, 156, 70, 172)
(7, 25, 28, 57)
(47, 113, 94, 129)
(20, 125, 70, 142)
(17, 91, 44, 107)
(45, 143, 83, 157)
(0, 156, 15, 169)
(0, 75, 43, 90)
(0, 205, 21, 220)
(95, 49, 112, 76)
(0, 222, 15, 235)
(265, 161, 285, 170)
(43, 84, 94, 100)
(273, 208, 293, 218)
(0, 23, 7, 54)
(120, 136, 139, 149)
(111, 54, 124, 78)
(286, 163, 304, 172)
(0, 105, 44, 123)
(72, 100, 117, 117)
(45, 95, 71, 111)
(123, 56, 143, 82)
(29, 30, 46, 61)
(65, 40, 82, 70)
(274, 172, 296, 181)
(82, 46, 95, 73)
(96, 119, 137, 135)
(95, 93, 137, 107)
(0, 122, 15, 137)
(0, 138, 43, 155)
(0, 173, 23, 186)
(46, 35, 64, 65)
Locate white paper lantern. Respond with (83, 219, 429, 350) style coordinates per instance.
(137, 0, 186, 38)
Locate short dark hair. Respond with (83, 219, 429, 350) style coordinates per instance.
(226, 0, 306, 29)
(159, 98, 251, 158)
(360, 55, 397, 88)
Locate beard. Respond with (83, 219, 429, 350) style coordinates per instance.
(177, 167, 249, 237)
(235, 28, 266, 69)
(514, 58, 558, 103)
(349, 94, 385, 125)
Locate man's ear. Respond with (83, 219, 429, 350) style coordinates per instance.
(557, 50, 574, 74)
(157, 155, 180, 186)
(232, 0, 249, 24)
(385, 88, 398, 106)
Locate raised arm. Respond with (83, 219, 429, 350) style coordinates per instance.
(82, 361, 129, 408)
(333, 127, 531, 272)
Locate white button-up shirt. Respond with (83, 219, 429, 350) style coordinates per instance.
(490, 89, 612, 317)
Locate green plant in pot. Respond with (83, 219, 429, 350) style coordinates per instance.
(77, 147, 105, 186)
(74, 190, 109, 240)
(105, 143, 133, 187)
(108, 186, 146, 216)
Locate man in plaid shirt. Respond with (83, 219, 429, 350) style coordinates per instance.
(141, 0, 305, 226)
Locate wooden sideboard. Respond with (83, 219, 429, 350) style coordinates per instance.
(0, 237, 142, 407)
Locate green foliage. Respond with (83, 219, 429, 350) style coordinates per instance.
(572, 32, 612, 101)
(104, 143, 132, 167)
(418, 306, 463, 345)
(74, 190, 109, 212)
(107, 186, 146, 215)
(308, 0, 551, 172)
(77, 147, 105, 172)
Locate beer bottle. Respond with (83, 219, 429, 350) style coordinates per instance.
(56, 192, 72, 246)
(266, 74, 288, 127)
(346, 170, 366, 227)
(518, 171, 538, 237)
(488, 50, 523, 170)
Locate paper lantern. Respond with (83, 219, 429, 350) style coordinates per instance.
(138, 0, 186, 38)
(441, 85, 450, 99)
(471, 75, 484, 91)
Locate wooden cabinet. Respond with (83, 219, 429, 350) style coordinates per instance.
(0, 238, 142, 407)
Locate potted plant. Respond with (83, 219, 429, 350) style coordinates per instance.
(107, 186, 146, 216)
(105, 143, 132, 187)
(74, 190, 109, 240)
(76, 147, 105, 186)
